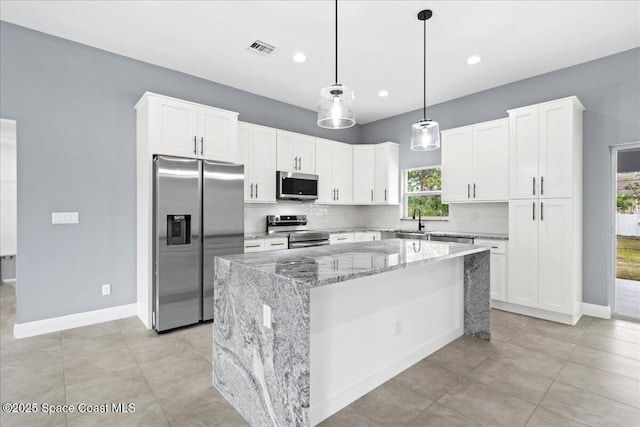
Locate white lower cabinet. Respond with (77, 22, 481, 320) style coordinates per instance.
(244, 240, 265, 253)
(329, 233, 355, 245)
(244, 237, 288, 253)
(354, 231, 381, 242)
(475, 239, 507, 302)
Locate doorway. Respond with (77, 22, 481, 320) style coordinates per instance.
(611, 142, 640, 321)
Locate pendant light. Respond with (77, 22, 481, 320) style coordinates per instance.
(317, 0, 355, 129)
(411, 9, 440, 151)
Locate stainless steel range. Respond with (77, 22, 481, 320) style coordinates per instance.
(266, 215, 330, 249)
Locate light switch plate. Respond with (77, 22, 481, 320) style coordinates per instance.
(263, 304, 272, 329)
(52, 212, 79, 224)
(101, 284, 111, 296)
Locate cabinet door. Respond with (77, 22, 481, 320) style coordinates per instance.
(252, 126, 277, 202)
(244, 240, 264, 253)
(330, 233, 355, 244)
(333, 142, 353, 204)
(509, 107, 539, 199)
(353, 145, 375, 204)
(539, 101, 573, 199)
(374, 143, 399, 204)
(315, 139, 334, 204)
(237, 124, 254, 202)
(354, 232, 376, 242)
(295, 135, 316, 174)
(276, 130, 295, 172)
(199, 107, 237, 162)
(538, 199, 573, 314)
(441, 127, 473, 202)
(150, 97, 198, 157)
(508, 200, 539, 307)
(473, 119, 508, 201)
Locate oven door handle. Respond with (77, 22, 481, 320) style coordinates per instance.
(288, 240, 330, 249)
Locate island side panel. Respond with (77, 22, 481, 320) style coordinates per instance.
(213, 258, 311, 427)
(463, 250, 491, 340)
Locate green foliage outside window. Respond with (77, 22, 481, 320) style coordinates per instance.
(405, 168, 449, 217)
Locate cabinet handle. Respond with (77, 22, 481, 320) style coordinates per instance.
(541, 176, 544, 195)
(385, 189, 387, 201)
(193, 136, 197, 155)
(371, 189, 374, 201)
(541, 202, 544, 221)
(473, 183, 476, 198)
(533, 202, 536, 221)
(250, 183, 254, 198)
(255, 183, 259, 198)
(468, 183, 471, 198)
(245, 244, 260, 248)
(533, 177, 536, 196)
(336, 188, 339, 200)
(294, 156, 298, 170)
(200, 137, 204, 155)
(491, 246, 498, 249)
(337, 237, 347, 240)
(270, 242, 285, 246)
(299, 157, 302, 170)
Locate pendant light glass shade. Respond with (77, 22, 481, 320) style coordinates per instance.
(411, 9, 440, 151)
(317, 83, 355, 129)
(411, 119, 440, 151)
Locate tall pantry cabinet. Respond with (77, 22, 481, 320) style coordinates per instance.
(502, 96, 584, 325)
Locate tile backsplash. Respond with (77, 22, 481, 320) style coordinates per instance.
(245, 202, 508, 235)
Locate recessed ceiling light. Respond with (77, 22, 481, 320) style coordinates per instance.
(293, 52, 306, 63)
(378, 89, 389, 98)
(467, 55, 482, 65)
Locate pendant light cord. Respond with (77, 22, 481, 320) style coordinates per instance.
(335, 0, 338, 84)
(423, 17, 426, 120)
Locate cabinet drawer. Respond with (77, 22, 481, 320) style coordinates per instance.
(475, 239, 507, 254)
(329, 233, 355, 244)
(244, 240, 264, 253)
(264, 237, 288, 251)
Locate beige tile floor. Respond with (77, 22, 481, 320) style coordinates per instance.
(1, 283, 639, 427)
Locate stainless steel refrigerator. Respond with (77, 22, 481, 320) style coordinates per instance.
(153, 155, 244, 332)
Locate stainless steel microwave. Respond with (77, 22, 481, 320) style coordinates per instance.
(276, 171, 319, 201)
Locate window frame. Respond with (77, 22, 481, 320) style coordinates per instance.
(401, 166, 449, 220)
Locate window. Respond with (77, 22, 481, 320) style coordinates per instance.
(403, 167, 449, 218)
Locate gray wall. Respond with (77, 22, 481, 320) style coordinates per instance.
(618, 149, 640, 173)
(0, 22, 361, 323)
(361, 48, 640, 306)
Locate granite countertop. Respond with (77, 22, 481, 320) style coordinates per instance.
(218, 238, 488, 288)
(245, 228, 508, 241)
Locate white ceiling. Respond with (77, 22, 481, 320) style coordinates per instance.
(1, 1, 639, 124)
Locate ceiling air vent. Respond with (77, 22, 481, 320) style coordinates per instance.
(248, 40, 275, 56)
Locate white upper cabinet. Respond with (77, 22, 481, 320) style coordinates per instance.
(238, 122, 277, 203)
(441, 126, 473, 202)
(142, 93, 238, 162)
(509, 97, 583, 199)
(276, 130, 316, 174)
(442, 119, 508, 203)
(473, 119, 509, 201)
(316, 139, 353, 204)
(353, 145, 376, 204)
(198, 107, 238, 163)
(374, 142, 400, 204)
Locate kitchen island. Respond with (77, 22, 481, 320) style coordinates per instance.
(213, 239, 490, 426)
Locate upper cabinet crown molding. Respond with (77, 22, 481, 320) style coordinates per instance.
(441, 118, 508, 203)
(135, 92, 239, 163)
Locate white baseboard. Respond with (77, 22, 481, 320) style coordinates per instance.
(13, 303, 137, 338)
(582, 302, 611, 319)
(491, 300, 579, 325)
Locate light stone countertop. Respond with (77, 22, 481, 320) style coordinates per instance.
(245, 228, 508, 240)
(217, 238, 489, 288)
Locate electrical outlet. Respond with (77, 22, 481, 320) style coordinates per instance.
(395, 319, 402, 336)
(101, 284, 111, 296)
(263, 304, 272, 329)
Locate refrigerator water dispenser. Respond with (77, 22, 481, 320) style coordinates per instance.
(167, 215, 190, 246)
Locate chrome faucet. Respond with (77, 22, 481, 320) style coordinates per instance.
(412, 209, 425, 232)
